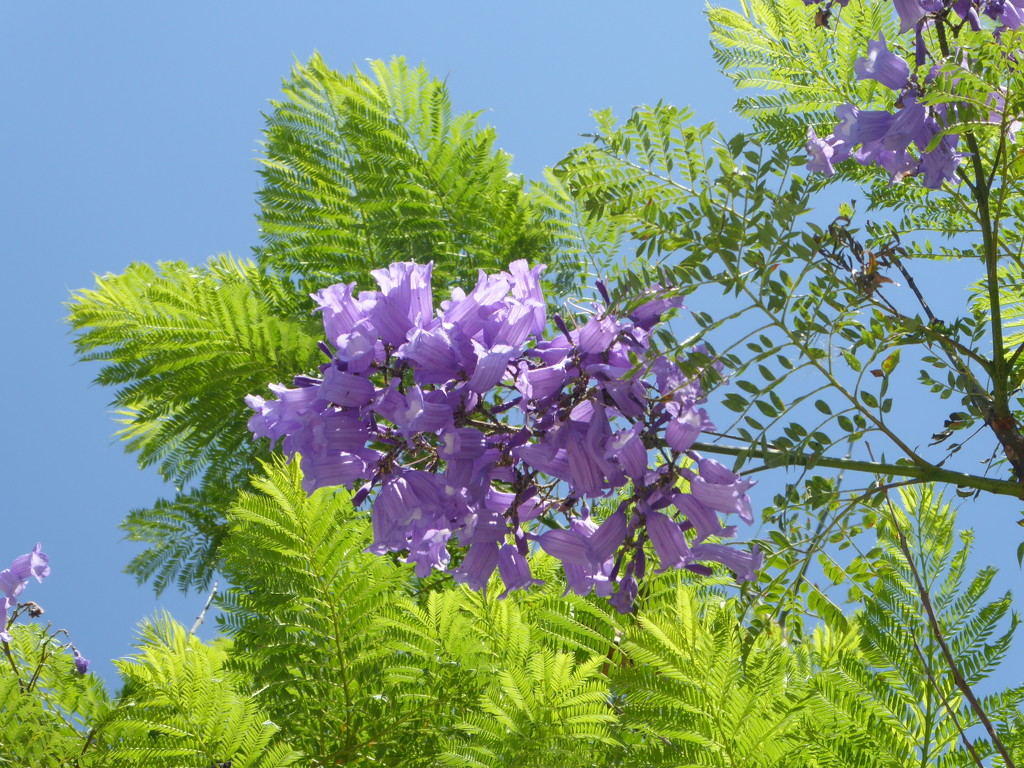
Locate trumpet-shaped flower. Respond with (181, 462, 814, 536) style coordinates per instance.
(1, 545, 49, 643)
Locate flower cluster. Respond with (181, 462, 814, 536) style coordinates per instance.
(804, 0, 1024, 35)
(0, 544, 49, 643)
(807, 34, 963, 188)
(247, 261, 762, 612)
(893, 0, 1024, 37)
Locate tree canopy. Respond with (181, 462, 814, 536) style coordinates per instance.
(5, 1, 1024, 765)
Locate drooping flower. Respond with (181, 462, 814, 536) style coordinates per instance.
(806, 127, 849, 175)
(73, 649, 90, 675)
(645, 509, 692, 572)
(628, 287, 685, 331)
(689, 543, 763, 583)
(689, 457, 756, 524)
(497, 544, 543, 598)
(855, 34, 910, 90)
(608, 568, 639, 614)
(452, 541, 501, 591)
(0, 545, 49, 643)
(370, 261, 435, 347)
(7, 544, 50, 584)
(893, 0, 941, 33)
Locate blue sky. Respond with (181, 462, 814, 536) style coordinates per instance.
(3, 0, 1021, 690)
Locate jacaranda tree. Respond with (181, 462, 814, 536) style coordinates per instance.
(4, 1, 1024, 765)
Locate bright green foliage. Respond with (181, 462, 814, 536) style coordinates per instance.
(217, 458, 615, 766)
(3, 461, 1021, 768)
(708, 0, 895, 142)
(0, 626, 109, 766)
(810, 487, 1022, 768)
(67, 256, 322, 593)
(440, 584, 620, 767)
(256, 55, 581, 297)
(103, 616, 300, 767)
(218, 456, 485, 766)
(612, 586, 821, 767)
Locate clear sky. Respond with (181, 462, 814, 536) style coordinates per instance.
(2, 0, 1021, 691)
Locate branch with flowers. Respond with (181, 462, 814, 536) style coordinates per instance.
(245, 261, 763, 610)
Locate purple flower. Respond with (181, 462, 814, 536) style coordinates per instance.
(466, 343, 516, 393)
(73, 649, 90, 675)
(406, 526, 453, 578)
(452, 541, 501, 591)
(439, 428, 488, 462)
(664, 401, 708, 453)
(806, 128, 849, 175)
(690, 543, 763, 583)
(369, 262, 435, 347)
(952, 0, 982, 28)
(313, 282, 375, 347)
(893, 0, 941, 32)
(247, 259, 763, 606)
(318, 368, 376, 408)
(883, 94, 928, 153)
(576, 314, 619, 355)
(628, 287, 685, 331)
(537, 514, 620, 598)
(689, 457, 756, 524)
(400, 324, 474, 385)
(673, 492, 737, 542)
(607, 424, 647, 481)
(497, 544, 543, 598)
(368, 472, 443, 555)
(645, 510, 692, 572)
(375, 385, 453, 434)
(8, 544, 50, 584)
(506, 260, 547, 337)
(516, 358, 574, 404)
(608, 569, 639, 614)
(855, 34, 910, 91)
(1, 545, 49, 643)
(587, 510, 628, 563)
(919, 134, 963, 189)
(983, 0, 1024, 27)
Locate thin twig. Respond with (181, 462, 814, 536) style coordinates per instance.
(189, 581, 218, 636)
(889, 508, 1017, 768)
(903, 607, 986, 768)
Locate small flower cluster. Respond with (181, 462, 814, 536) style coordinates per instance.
(807, 34, 963, 188)
(247, 261, 762, 611)
(0, 545, 89, 674)
(803, 0, 1024, 36)
(892, 0, 1024, 38)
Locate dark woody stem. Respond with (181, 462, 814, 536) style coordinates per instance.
(936, 10, 1024, 487)
(690, 440, 1023, 498)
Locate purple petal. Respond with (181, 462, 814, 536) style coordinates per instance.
(497, 544, 543, 598)
(608, 571, 638, 614)
(8, 544, 49, 583)
(318, 369, 376, 407)
(587, 510, 627, 563)
(854, 34, 910, 91)
(690, 543, 763, 583)
(452, 541, 500, 591)
(538, 529, 591, 566)
(645, 510, 692, 572)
